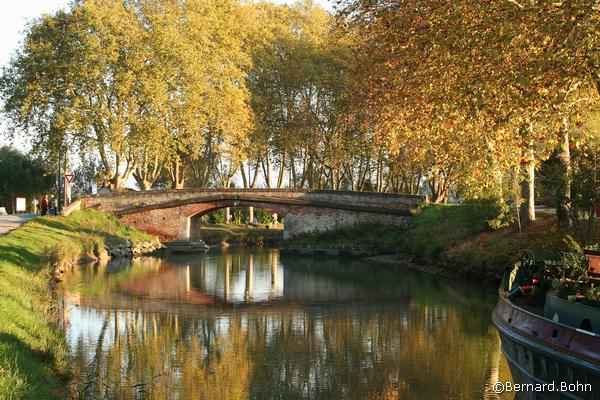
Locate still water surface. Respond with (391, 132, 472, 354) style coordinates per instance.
(62, 248, 513, 399)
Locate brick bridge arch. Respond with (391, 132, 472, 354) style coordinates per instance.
(81, 189, 424, 241)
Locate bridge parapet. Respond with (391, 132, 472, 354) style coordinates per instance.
(82, 189, 423, 214)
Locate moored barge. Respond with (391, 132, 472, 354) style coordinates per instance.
(492, 250, 600, 399)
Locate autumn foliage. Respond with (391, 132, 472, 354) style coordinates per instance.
(0, 0, 598, 217)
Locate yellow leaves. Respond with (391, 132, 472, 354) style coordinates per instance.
(338, 0, 600, 194)
(1, 0, 260, 185)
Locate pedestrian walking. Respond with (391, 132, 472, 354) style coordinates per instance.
(41, 195, 48, 216)
(51, 195, 58, 216)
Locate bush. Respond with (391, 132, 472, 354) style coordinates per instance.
(463, 197, 512, 230)
(255, 209, 274, 224)
(586, 286, 600, 301)
(207, 209, 225, 224)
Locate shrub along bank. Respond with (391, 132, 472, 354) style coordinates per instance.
(284, 203, 592, 279)
(0, 210, 156, 400)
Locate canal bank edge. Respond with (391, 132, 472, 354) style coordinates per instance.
(52, 239, 162, 284)
(282, 204, 584, 282)
(0, 210, 158, 400)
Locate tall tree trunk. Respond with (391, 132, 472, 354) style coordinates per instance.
(262, 152, 271, 188)
(133, 151, 162, 191)
(375, 155, 382, 192)
(276, 153, 286, 189)
(300, 152, 308, 188)
(345, 163, 356, 191)
(250, 159, 260, 188)
(62, 150, 71, 208)
(134, 178, 152, 191)
(290, 157, 297, 188)
(527, 146, 536, 222)
(383, 175, 391, 193)
(109, 163, 135, 191)
(428, 170, 448, 203)
(557, 119, 572, 229)
(520, 142, 536, 226)
(317, 164, 325, 189)
(170, 157, 185, 189)
(240, 162, 248, 188)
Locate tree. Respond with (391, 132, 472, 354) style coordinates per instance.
(0, 146, 55, 213)
(1, 3, 148, 189)
(337, 0, 599, 210)
(1, 0, 252, 191)
(72, 156, 102, 197)
(245, 1, 362, 190)
(157, 0, 253, 189)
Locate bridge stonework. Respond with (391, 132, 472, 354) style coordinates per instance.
(81, 189, 423, 241)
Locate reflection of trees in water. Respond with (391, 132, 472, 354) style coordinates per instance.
(68, 304, 503, 399)
(65, 251, 510, 399)
(246, 307, 502, 399)
(69, 311, 252, 400)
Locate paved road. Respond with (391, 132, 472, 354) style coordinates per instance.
(0, 214, 36, 236)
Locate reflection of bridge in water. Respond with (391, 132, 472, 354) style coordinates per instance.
(123, 250, 284, 305)
(67, 249, 412, 313)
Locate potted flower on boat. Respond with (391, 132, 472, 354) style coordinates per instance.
(552, 278, 578, 301)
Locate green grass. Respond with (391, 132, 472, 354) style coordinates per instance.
(200, 224, 283, 245)
(399, 204, 495, 264)
(0, 209, 156, 400)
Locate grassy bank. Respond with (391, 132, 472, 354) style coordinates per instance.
(200, 224, 283, 246)
(0, 210, 155, 400)
(285, 204, 590, 279)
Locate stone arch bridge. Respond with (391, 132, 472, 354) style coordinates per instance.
(81, 189, 424, 241)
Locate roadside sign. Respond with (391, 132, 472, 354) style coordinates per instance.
(64, 173, 75, 184)
(15, 197, 26, 212)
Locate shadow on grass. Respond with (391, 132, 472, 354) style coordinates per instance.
(0, 332, 65, 400)
(0, 246, 41, 272)
(32, 218, 127, 247)
(29, 218, 74, 233)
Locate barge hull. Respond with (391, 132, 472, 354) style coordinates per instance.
(492, 296, 600, 400)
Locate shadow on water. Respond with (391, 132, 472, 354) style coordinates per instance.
(63, 248, 514, 400)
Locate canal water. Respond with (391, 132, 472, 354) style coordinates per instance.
(62, 248, 514, 399)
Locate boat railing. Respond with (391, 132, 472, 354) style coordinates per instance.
(584, 249, 600, 286)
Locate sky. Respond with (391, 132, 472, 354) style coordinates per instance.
(0, 0, 333, 150)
